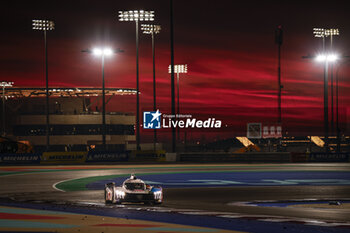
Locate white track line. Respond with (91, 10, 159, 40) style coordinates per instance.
(52, 177, 79, 192)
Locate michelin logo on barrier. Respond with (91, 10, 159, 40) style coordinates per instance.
(143, 110, 162, 129)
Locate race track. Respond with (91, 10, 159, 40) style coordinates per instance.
(0, 163, 350, 232)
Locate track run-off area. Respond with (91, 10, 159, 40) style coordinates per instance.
(0, 163, 350, 233)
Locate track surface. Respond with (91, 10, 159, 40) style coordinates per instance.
(1, 163, 350, 232)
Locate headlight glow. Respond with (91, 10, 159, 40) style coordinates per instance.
(116, 190, 125, 199)
(153, 191, 162, 200)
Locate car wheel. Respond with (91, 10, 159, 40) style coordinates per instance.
(104, 189, 111, 204)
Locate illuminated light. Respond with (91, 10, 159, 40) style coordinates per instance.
(316, 54, 326, 62)
(168, 64, 188, 74)
(141, 24, 161, 34)
(153, 191, 162, 200)
(315, 54, 339, 62)
(0, 81, 14, 87)
(309, 136, 325, 147)
(313, 27, 339, 37)
(103, 48, 113, 56)
(118, 10, 154, 22)
(116, 190, 125, 198)
(32, 19, 55, 31)
(328, 54, 338, 62)
(93, 48, 102, 56)
(236, 137, 254, 147)
(313, 28, 325, 37)
(325, 28, 340, 36)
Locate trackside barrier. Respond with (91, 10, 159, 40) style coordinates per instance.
(86, 151, 130, 162)
(180, 152, 291, 163)
(132, 150, 166, 162)
(309, 153, 350, 162)
(0, 153, 41, 164)
(41, 151, 87, 164)
(290, 152, 309, 162)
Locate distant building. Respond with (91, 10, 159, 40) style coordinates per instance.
(3, 87, 136, 152)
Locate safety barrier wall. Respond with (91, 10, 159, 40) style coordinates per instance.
(181, 152, 350, 163)
(0, 153, 41, 164)
(0, 151, 132, 164)
(308, 152, 350, 162)
(179, 152, 291, 163)
(41, 151, 87, 164)
(86, 151, 130, 162)
(131, 150, 166, 162)
(1, 151, 349, 164)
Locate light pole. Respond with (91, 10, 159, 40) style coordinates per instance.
(32, 19, 55, 151)
(119, 10, 155, 151)
(82, 48, 120, 151)
(169, 0, 176, 153)
(1, 81, 13, 137)
(313, 28, 329, 152)
(336, 65, 340, 153)
(275, 25, 283, 124)
(168, 64, 188, 143)
(324, 29, 339, 134)
(141, 24, 161, 151)
(315, 53, 338, 152)
(335, 58, 350, 153)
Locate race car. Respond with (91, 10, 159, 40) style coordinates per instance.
(104, 174, 163, 205)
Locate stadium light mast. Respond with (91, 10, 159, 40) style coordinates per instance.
(141, 24, 161, 151)
(168, 64, 188, 142)
(32, 19, 55, 151)
(1, 81, 14, 137)
(313, 28, 339, 152)
(119, 10, 155, 151)
(315, 53, 339, 152)
(325, 29, 339, 134)
(82, 48, 122, 151)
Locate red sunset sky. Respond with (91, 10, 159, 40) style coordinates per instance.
(1, 0, 350, 140)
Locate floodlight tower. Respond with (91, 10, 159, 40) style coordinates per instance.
(315, 53, 339, 152)
(118, 10, 155, 151)
(1, 81, 14, 137)
(168, 64, 188, 142)
(325, 29, 339, 133)
(313, 28, 328, 151)
(313, 28, 340, 152)
(32, 19, 55, 151)
(141, 24, 161, 151)
(82, 48, 122, 150)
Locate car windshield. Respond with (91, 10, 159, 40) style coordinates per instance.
(124, 182, 144, 190)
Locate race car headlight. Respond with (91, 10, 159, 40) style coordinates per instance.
(153, 191, 162, 200)
(116, 190, 125, 199)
